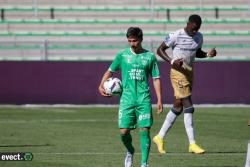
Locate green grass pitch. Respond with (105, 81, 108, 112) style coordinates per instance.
(0, 106, 249, 167)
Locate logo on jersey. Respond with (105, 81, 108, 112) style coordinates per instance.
(128, 69, 144, 80)
(142, 60, 147, 66)
(127, 57, 131, 63)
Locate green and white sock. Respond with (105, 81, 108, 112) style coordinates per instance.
(139, 130, 151, 166)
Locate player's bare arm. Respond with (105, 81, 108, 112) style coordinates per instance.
(98, 70, 113, 97)
(196, 48, 217, 58)
(153, 78, 163, 114)
(157, 42, 171, 62)
(157, 42, 183, 70)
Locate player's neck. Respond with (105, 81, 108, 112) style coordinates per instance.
(130, 47, 144, 55)
(184, 27, 191, 37)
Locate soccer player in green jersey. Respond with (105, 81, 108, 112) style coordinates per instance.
(99, 27, 163, 167)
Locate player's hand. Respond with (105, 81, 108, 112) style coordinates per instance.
(172, 58, 183, 70)
(98, 86, 112, 97)
(207, 48, 217, 57)
(156, 101, 163, 114)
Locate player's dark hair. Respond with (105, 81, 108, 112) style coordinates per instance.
(126, 27, 143, 40)
(188, 14, 202, 25)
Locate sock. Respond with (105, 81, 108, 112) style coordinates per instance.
(139, 130, 151, 166)
(158, 108, 180, 139)
(120, 133, 134, 154)
(184, 107, 195, 144)
(245, 140, 250, 167)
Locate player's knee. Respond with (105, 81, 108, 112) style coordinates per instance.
(120, 128, 130, 135)
(139, 127, 150, 131)
(171, 107, 183, 116)
(184, 106, 195, 113)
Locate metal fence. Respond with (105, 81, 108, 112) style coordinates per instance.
(0, 0, 250, 61)
(1, 37, 250, 61)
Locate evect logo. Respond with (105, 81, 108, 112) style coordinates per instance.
(0, 152, 33, 161)
(139, 114, 151, 121)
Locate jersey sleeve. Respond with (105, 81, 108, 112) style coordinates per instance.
(164, 32, 177, 48)
(109, 51, 122, 72)
(150, 55, 160, 79)
(199, 33, 203, 49)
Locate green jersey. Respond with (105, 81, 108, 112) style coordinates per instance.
(109, 47, 160, 104)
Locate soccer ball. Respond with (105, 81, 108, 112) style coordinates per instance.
(103, 77, 122, 95)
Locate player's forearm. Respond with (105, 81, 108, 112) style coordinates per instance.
(157, 50, 171, 62)
(153, 78, 163, 103)
(157, 43, 171, 63)
(196, 48, 208, 58)
(99, 70, 113, 88)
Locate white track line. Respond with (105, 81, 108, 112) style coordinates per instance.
(0, 104, 250, 108)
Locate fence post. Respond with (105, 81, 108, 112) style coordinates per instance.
(166, 9, 170, 20)
(199, 0, 203, 17)
(41, 40, 48, 61)
(50, 8, 54, 19)
(33, 0, 38, 18)
(215, 7, 219, 19)
(1, 9, 4, 20)
(150, 39, 154, 53)
(150, 0, 155, 20)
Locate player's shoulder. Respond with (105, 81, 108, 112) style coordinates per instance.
(117, 48, 128, 54)
(195, 31, 203, 38)
(143, 49, 154, 56)
(171, 29, 183, 36)
(142, 49, 157, 60)
(116, 48, 130, 57)
(167, 29, 183, 39)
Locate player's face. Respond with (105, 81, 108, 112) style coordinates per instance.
(186, 22, 201, 37)
(127, 36, 142, 51)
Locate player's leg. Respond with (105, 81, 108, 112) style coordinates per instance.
(182, 96, 195, 144)
(245, 140, 250, 167)
(182, 96, 205, 154)
(120, 129, 135, 155)
(153, 69, 185, 153)
(158, 99, 183, 138)
(120, 128, 134, 167)
(139, 128, 151, 167)
(137, 103, 153, 166)
(153, 98, 183, 154)
(119, 104, 136, 167)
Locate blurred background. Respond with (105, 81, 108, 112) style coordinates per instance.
(0, 0, 249, 104)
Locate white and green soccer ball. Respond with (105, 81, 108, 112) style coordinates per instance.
(103, 77, 122, 95)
